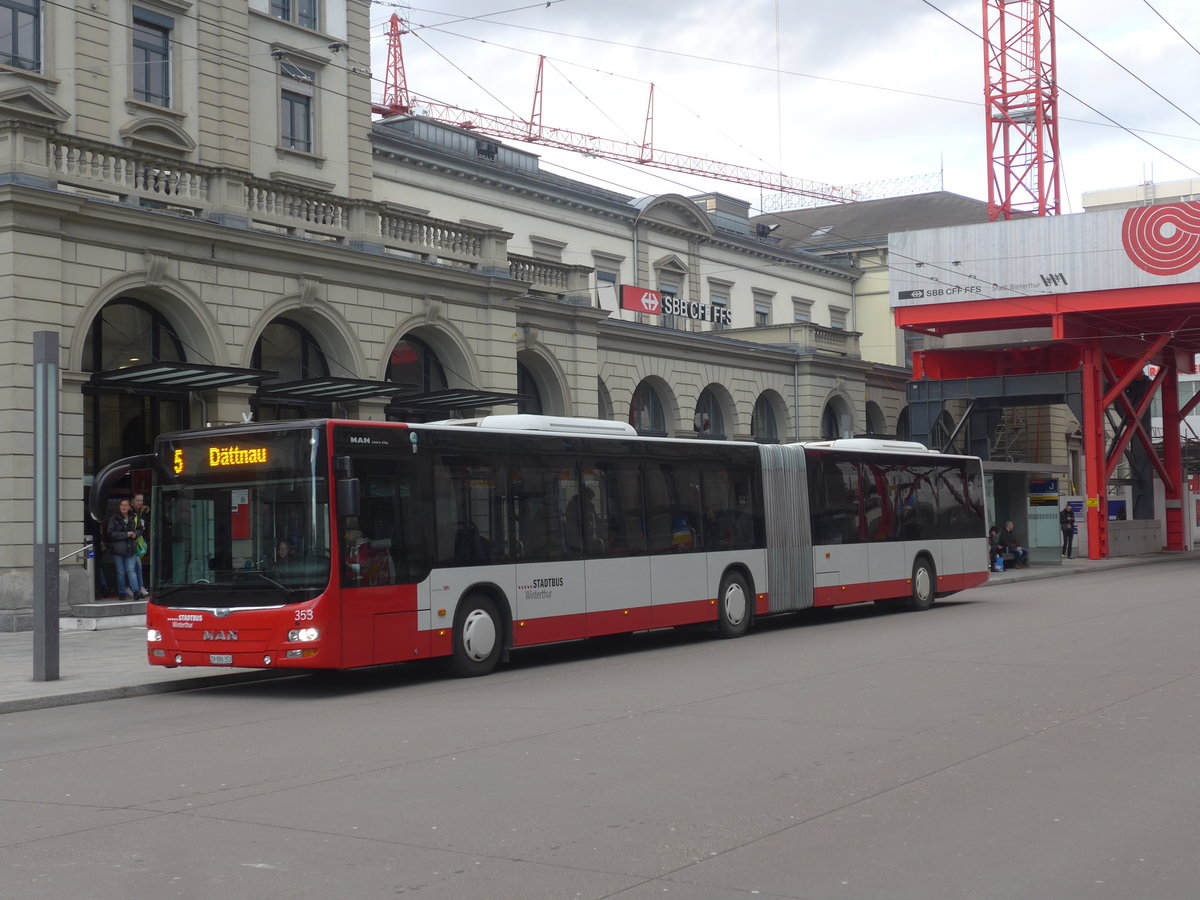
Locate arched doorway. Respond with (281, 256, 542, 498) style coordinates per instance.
(251, 317, 333, 420)
(82, 298, 190, 598)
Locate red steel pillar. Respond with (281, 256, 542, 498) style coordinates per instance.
(1079, 341, 1108, 558)
(1161, 359, 1185, 550)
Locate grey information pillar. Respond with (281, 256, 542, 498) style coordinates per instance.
(33, 331, 59, 682)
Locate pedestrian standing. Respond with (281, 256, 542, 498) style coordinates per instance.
(1060, 503, 1076, 559)
(105, 498, 145, 600)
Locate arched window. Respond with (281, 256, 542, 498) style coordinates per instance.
(629, 381, 666, 435)
(83, 298, 189, 467)
(386, 335, 449, 422)
(597, 378, 613, 420)
(864, 401, 887, 436)
(387, 335, 448, 394)
(694, 388, 725, 438)
(752, 394, 779, 443)
(517, 362, 543, 415)
(897, 407, 912, 441)
(821, 403, 841, 440)
(252, 317, 331, 421)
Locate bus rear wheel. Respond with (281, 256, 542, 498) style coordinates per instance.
(909, 557, 936, 611)
(716, 571, 751, 638)
(452, 594, 502, 677)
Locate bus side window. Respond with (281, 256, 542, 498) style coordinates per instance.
(434, 457, 507, 566)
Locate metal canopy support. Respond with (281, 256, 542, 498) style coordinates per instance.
(911, 342, 1191, 560)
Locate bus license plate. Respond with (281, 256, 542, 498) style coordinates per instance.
(209, 654, 233, 666)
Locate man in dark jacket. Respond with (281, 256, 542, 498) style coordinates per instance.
(999, 520, 1029, 568)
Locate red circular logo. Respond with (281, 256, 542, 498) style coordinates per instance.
(1121, 202, 1200, 276)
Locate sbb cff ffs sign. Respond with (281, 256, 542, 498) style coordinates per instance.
(618, 285, 733, 326)
(621, 285, 661, 314)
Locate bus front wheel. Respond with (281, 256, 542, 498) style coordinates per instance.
(452, 594, 502, 677)
(909, 558, 936, 611)
(716, 571, 751, 638)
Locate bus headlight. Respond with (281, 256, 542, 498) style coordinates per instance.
(288, 627, 320, 643)
(147, 629, 163, 642)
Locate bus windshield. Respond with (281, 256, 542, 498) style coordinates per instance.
(151, 427, 330, 607)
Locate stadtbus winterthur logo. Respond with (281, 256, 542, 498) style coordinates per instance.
(1121, 201, 1200, 276)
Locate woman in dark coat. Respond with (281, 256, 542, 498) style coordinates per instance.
(106, 498, 145, 600)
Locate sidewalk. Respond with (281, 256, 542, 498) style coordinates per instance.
(2, 550, 1196, 714)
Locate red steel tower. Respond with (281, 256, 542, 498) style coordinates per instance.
(983, 0, 1061, 219)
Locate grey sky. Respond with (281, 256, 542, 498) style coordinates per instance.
(372, 1, 1200, 211)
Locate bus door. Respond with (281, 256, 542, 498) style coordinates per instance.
(335, 450, 431, 667)
(644, 455, 707, 628)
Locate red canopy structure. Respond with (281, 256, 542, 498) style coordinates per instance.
(891, 202, 1200, 558)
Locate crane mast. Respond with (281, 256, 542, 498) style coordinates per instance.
(983, 0, 1061, 219)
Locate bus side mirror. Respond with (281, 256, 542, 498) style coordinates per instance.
(337, 478, 360, 518)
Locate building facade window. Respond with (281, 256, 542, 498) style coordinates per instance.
(660, 287, 681, 331)
(132, 8, 172, 107)
(82, 298, 188, 477)
(517, 362, 543, 415)
(710, 293, 729, 331)
(629, 381, 666, 435)
(694, 389, 725, 438)
(752, 395, 779, 443)
(0, 0, 40, 71)
(752, 290, 774, 327)
(829, 306, 848, 330)
(792, 299, 812, 323)
(252, 317, 332, 421)
(271, 0, 318, 30)
(280, 63, 315, 153)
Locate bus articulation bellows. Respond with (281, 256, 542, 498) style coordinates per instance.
(89, 415, 989, 677)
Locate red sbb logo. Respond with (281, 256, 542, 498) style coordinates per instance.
(1122, 202, 1200, 276)
(620, 285, 662, 315)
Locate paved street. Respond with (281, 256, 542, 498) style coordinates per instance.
(2, 557, 1199, 899)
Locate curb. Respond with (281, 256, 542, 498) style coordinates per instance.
(978, 552, 1182, 588)
(0, 669, 297, 715)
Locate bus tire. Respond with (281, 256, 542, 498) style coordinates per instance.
(716, 571, 751, 638)
(452, 594, 502, 677)
(909, 557, 936, 611)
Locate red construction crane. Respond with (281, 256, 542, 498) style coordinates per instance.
(373, 20, 858, 205)
(983, 0, 1061, 219)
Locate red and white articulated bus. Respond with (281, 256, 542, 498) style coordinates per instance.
(90, 416, 989, 677)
